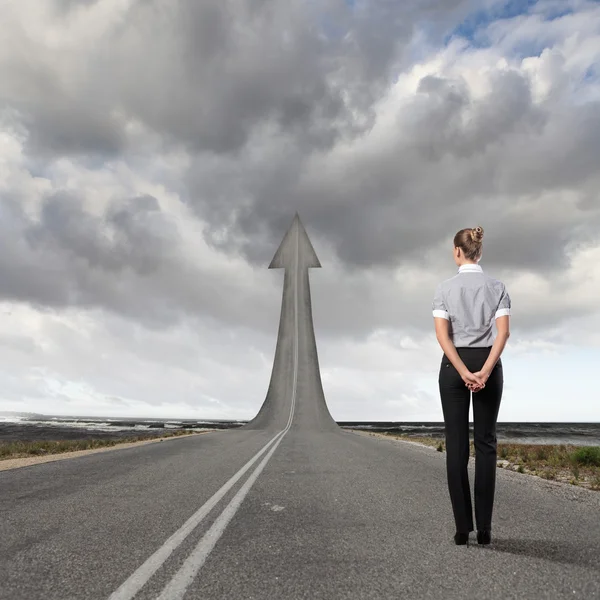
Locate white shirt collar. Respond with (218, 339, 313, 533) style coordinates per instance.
(458, 263, 483, 273)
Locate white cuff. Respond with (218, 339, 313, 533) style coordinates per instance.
(433, 310, 450, 320)
(495, 308, 511, 318)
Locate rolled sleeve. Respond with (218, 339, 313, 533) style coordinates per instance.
(432, 283, 450, 320)
(495, 284, 511, 319)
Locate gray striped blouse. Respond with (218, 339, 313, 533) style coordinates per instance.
(432, 264, 511, 348)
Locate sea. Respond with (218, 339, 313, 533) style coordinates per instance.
(1, 413, 599, 446)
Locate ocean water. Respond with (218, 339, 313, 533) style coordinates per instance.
(0, 413, 599, 445)
(0, 413, 245, 443)
(338, 421, 600, 446)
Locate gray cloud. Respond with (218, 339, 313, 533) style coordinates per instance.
(1, 0, 479, 159)
(0, 193, 179, 310)
(54, 0, 100, 12)
(185, 63, 600, 277)
(0, 188, 283, 335)
(26, 193, 177, 276)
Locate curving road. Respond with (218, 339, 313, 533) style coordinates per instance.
(1, 215, 599, 599)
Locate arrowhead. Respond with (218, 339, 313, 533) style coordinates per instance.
(269, 213, 321, 269)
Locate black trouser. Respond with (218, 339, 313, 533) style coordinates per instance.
(438, 346, 503, 534)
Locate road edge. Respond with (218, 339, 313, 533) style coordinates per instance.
(349, 429, 600, 502)
(0, 431, 219, 472)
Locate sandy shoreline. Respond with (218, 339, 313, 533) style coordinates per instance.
(0, 431, 217, 472)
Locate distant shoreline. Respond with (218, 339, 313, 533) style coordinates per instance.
(2, 415, 599, 446)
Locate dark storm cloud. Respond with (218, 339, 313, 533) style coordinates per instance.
(24, 103, 126, 158)
(1, 0, 476, 157)
(0, 192, 182, 313)
(25, 193, 176, 276)
(0, 189, 280, 333)
(187, 63, 600, 275)
(410, 69, 546, 160)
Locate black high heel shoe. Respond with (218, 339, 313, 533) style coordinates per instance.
(477, 529, 491, 545)
(454, 532, 469, 546)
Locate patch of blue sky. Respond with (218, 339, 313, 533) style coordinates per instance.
(444, 0, 540, 48)
(318, 13, 348, 41)
(443, 0, 576, 50)
(23, 152, 122, 183)
(442, 0, 580, 61)
(507, 38, 556, 59)
(540, 5, 575, 21)
(310, 0, 355, 42)
(574, 64, 600, 103)
(583, 65, 597, 83)
(23, 157, 49, 180)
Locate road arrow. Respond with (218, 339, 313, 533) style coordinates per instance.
(244, 213, 338, 432)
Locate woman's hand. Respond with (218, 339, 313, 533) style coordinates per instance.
(462, 370, 487, 392)
(466, 370, 489, 393)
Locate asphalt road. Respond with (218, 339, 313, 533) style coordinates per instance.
(1, 215, 599, 599)
(1, 427, 599, 599)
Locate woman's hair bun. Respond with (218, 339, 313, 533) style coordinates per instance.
(471, 226, 484, 243)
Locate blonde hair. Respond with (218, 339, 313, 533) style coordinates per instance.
(454, 226, 484, 261)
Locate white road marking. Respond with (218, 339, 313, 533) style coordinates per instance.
(155, 429, 290, 600)
(155, 223, 301, 600)
(107, 431, 285, 600)
(108, 224, 301, 600)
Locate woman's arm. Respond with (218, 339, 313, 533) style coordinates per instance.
(434, 317, 469, 377)
(479, 316, 510, 376)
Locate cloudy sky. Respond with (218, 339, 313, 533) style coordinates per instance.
(0, 0, 599, 423)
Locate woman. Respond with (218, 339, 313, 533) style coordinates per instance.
(432, 226, 511, 547)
